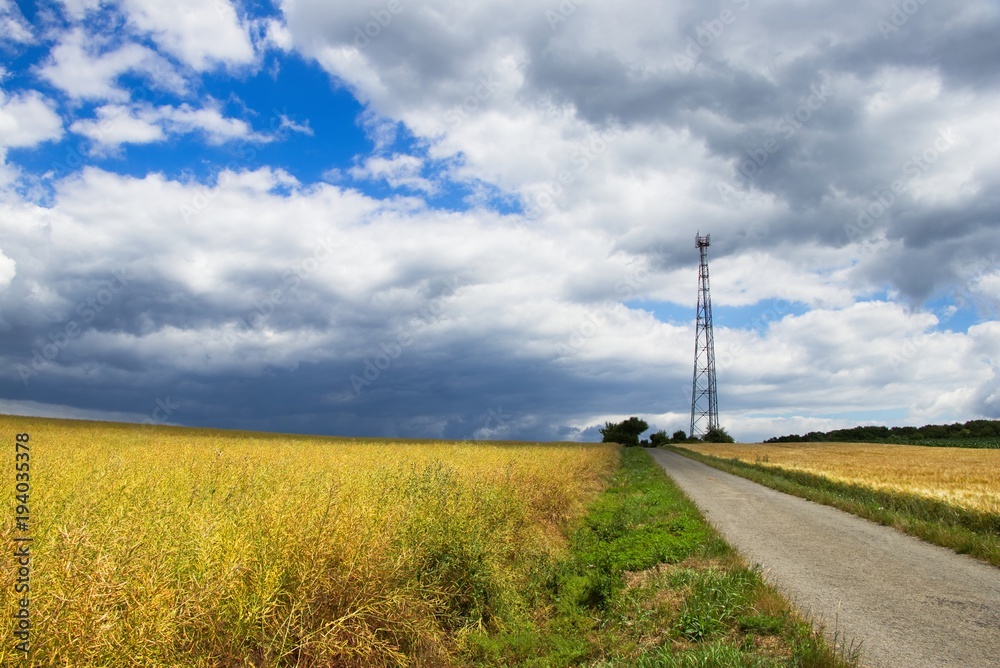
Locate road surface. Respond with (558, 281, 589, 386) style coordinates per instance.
(648, 448, 1000, 668)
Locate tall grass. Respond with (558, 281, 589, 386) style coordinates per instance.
(468, 448, 859, 668)
(0, 416, 618, 666)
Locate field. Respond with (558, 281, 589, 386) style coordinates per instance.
(674, 442, 1000, 567)
(1, 415, 616, 666)
(681, 442, 1000, 514)
(2, 415, 853, 667)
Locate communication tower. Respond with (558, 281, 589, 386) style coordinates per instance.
(690, 233, 719, 438)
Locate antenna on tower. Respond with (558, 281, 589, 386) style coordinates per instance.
(690, 233, 719, 439)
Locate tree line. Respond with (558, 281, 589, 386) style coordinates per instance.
(763, 419, 1000, 446)
(599, 416, 735, 447)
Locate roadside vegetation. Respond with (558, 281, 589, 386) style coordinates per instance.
(2, 414, 854, 666)
(670, 444, 1000, 568)
(470, 446, 859, 667)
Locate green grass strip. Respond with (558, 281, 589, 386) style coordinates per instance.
(668, 446, 1000, 568)
(464, 447, 858, 667)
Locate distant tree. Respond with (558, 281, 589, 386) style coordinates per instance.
(649, 430, 669, 447)
(763, 418, 1000, 445)
(702, 425, 735, 443)
(599, 417, 650, 447)
(671, 430, 687, 443)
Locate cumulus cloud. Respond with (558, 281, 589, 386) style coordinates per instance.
(348, 154, 436, 193)
(0, 0, 32, 43)
(0, 247, 15, 290)
(68, 104, 165, 147)
(1, 163, 996, 439)
(117, 0, 255, 71)
(282, 0, 1000, 303)
(259, 18, 294, 53)
(38, 27, 187, 101)
(69, 102, 271, 150)
(0, 89, 63, 148)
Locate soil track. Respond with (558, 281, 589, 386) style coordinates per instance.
(649, 448, 1000, 668)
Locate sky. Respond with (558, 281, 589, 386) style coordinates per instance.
(1, 0, 998, 443)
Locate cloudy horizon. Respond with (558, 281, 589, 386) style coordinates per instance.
(1, 0, 998, 442)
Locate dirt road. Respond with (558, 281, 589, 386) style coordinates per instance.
(648, 448, 1000, 668)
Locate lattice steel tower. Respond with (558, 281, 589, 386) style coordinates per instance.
(690, 233, 719, 438)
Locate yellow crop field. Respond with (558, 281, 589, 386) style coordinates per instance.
(0, 415, 619, 667)
(684, 442, 1000, 515)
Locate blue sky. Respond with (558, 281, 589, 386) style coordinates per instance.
(0, 0, 998, 441)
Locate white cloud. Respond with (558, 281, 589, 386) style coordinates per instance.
(5, 166, 995, 436)
(260, 18, 293, 52)
(349, 154, 436, 193)
(159, 103, 262, 144)
(0, 0, 32, 43)
(69, 102, 268, 150)
(279, 0, 1000, 299)
(69, 104, 164, 147)
(38, 28, 186, 101)
(118, 0, 255, 71)
(0, 89, 63, 148)
(276, 113, 313, 136)
(0, 247, 15, 290)
(56, 0, 103, 21)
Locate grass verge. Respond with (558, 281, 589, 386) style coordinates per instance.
(668, 446, 1000, 568)
(463, 447, 860, 667)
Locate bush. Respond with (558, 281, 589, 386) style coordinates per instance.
(702, 426, 735, 443)
(649, 430, 669, 447)
(600, 417, 649, 448)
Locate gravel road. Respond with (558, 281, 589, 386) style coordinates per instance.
(648, 448, 1000, 668)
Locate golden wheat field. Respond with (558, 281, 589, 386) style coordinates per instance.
(0, 415, 619, 667)
(685, 442, 1000, 515)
